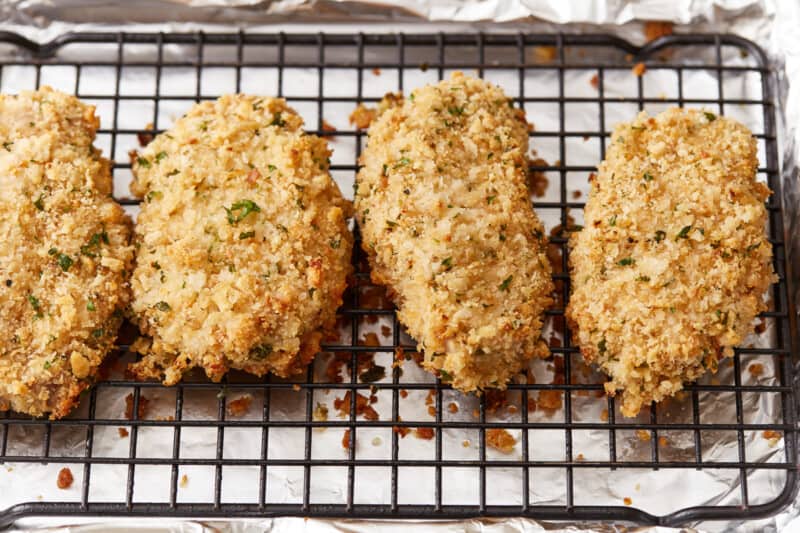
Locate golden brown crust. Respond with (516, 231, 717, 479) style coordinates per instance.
(128, 95, 353, 384)
(567, 108, 776, 417)
(0, 86, 134, 418)
(355, 72, 554, 392)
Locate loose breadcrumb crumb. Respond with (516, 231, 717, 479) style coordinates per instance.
(226, 395, 252, 418)
(313, 402, 329, 422)
(180, 474, 188, 488)
(538, 390, 563, 411)
(644, 21, 674, 42)
(334, 391, 379, 421)
(57, 467, 74, 489)
(486, 428, 516, 453)
(124, 393, 149, 420)
(624, 497, 632, 506)
(118, 427, 129, 438)
(414, 427, 435, 440)
(636, 429, 652, 442)
(342, 429, 352, 450)
(763, 430, 782, 447)
(632, 62, 647, 76)
(448, 402, 459, 414)
(749, 363, 764, 377)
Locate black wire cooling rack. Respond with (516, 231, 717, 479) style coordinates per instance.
(0, 31, 796, 528)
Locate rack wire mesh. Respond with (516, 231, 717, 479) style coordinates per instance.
(0, 31, 796, 528)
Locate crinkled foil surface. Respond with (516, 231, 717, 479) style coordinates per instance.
(1, 1, 799, 532)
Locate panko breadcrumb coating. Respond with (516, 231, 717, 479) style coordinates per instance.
(567, 108, 776, 417)
(0, 87, 134, 418)
(129, 95, 353, 384)
(355, 72, 554, 392)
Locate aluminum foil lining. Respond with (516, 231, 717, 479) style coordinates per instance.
(1, 1, 798, 533)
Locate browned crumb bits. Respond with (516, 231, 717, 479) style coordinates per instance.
(137, 122, 155, 147)
(292, 384, 301, 392)
(321, 120, 337, 137)
(576, 453, 585, 461)
(226, 395, 252, 418)
(533, 46, 557, 63)
(118, 427, 129, 438)
(644, 21, 674, 42)
(572, 190, 582, 199)
(623, 497, 632, 506)
(658, 436, 669, 447)
(462, 439, 471, 448)
(372, 68, 382, 76)
(600, 408, 609, 422)
(124, 393, 149, 420)
(57, 467, 74, 489)
(528, 158, 549, 197)
(381, 325, 392, 337)
(313, 402, 329, 422)
(334, 391, 379, 421)
(537, 390, 563, 411)
(636, 429, 652, 442)
(393, 424, 411, 438)
(590, 73, 599, 89)
(427, 405, 436, 417)
(342, 429, 352, 450)
(763, 430, 782, 447)
(399, 389, 408, 399)
(749, 363, 764, 377)
(414, 427, 435, 440)
(448, 402, 459, 414)
(631, 62, 647, 77)
(349, 104, 377, 130)
(180, 474, 188, 488)
(486, 428, 516, 453)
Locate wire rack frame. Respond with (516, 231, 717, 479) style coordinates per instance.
(0, 31, 795, 528)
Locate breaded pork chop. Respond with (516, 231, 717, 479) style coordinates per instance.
(567, 108, 776, 417)
(129, 95, 353, 385)
(355, 72, 554, 392)
(0, 87, 134, 418)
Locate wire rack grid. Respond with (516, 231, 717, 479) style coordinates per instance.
(0, 31, 795, 528)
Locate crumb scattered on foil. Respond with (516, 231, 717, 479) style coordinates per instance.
(124, 393, 149, 420)
(632, 62, 647, 76)
(57, 467, 74, 490)
(487, 428, 516, 453)
(226, 395, 252, 418)
(118, 427, 129, 438)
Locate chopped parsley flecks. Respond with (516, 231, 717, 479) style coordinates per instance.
(136, 156, 151, 169)
(270, 112, 285, 127)
(33, 194, 45, 211)
(617, 257, 635, 267)
(251, 344, 273, 359)
(87, 300, 96, 312)
(704, 111, 717, 122)
(676, 225, 692, 240)
(28, 294, 43, 318)
(167, 169, 179, 177)
(392, 157, 411, 169)
(329, 238, 341, 249)
(386, 220, 398, 229)
(654, 230, 666, 242)
(154, 301, 171, 312)
(2, 141, 12, 151)
(225, 199, 261, 225)
(486, 195, 497, 205)
(441, 257, 453, 271)
(439, 369, 453, 382)
(239, 231, 256, 240)
(643, 172, 654, 182)
(499, 275, 513, 291)
(80, 230, 110, 257)
(598, 338, 607, 355)
(155, 151, 168, 163)
(636, 275, 651, 282)
(609, 214, 617, 226)
(57, 253, 74, 272)
(146, 190, 163, 202)
(91, 328, 104, 338)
